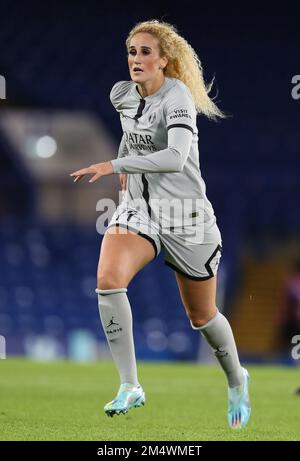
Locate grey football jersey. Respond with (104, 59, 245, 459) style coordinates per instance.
(110, 77, 215, 226)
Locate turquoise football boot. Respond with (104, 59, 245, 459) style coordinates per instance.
(228, 368, 251, 429)
(104, 383, 145, 417)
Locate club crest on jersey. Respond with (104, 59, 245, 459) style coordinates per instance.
(148, 112, 156, 124)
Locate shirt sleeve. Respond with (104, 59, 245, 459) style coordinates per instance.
(164, 82, 196, 134)
(110, 126, 192, 174)
(110, 81, 132, 111)
(117, 133, 129, 159)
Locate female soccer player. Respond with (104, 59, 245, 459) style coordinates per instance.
(70, 20, 251, 429)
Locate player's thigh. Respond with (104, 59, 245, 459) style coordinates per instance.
(97, 226, 156, 289)
(175, 273, 217, 326)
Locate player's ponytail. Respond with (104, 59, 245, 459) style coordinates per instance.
(126, 20, 226, 121)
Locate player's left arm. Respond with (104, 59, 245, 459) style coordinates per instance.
(109, 126, 192, 174)
(69, 126, 192, 182)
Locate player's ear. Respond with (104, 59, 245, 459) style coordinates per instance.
(160, 55, 168, 70)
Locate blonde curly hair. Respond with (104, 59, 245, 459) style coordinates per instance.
(126, 20, 225, 120)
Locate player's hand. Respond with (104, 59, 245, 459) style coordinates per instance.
(70, 162, 114, 183)
(119, 173, 128, 191)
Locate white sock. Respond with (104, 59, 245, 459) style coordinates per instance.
(191, 309, 244, 387)
(96, 287, 139, 387)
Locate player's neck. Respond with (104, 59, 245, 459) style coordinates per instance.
(137, 76, 165, 98)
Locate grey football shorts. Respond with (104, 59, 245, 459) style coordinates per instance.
(106, 199, 222, 281)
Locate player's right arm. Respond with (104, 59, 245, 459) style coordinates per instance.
(117, 134, 128, 191)
(110, 82, 131, 191)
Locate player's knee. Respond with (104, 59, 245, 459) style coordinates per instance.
(189, 308, 217, 328)
(97, 270, 128, 290)
(189, 316, 208, 328)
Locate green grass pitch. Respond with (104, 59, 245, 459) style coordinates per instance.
(0, 358, 299, 441)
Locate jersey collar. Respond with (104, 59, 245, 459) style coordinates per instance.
(132, 77, 171, 102)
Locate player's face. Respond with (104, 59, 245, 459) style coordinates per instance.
(127, 32, 167, 85)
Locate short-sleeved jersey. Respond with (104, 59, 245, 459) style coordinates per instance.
(110, 77, 215, 225)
